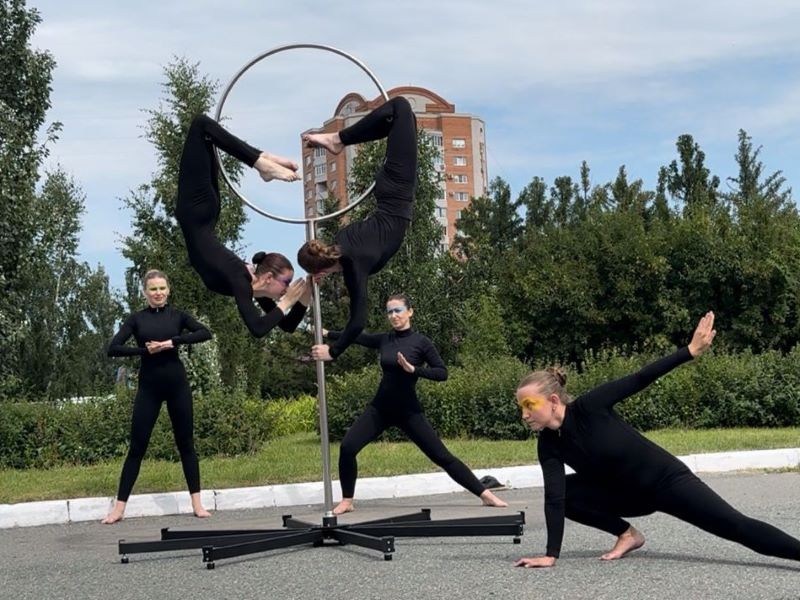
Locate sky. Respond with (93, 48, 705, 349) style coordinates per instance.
(28, 0, 800, 294)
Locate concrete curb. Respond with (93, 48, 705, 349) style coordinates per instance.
(1, 447, 798, 529)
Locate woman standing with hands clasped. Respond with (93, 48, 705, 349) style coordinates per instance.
(102, 270, 212, 524)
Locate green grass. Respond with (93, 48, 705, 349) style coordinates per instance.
(1, 428, 798, 504)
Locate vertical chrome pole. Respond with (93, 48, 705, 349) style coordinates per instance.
(306, 219, 334, 516)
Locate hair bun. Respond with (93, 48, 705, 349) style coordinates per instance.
(252, 251, 266, 265)
(546, 366, 567, 387)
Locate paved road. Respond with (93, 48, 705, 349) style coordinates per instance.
(1, 471, 798, 600)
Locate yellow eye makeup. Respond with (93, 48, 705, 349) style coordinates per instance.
(519, 396, 545, 411)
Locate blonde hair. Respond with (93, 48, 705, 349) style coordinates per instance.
(142, 269, 169, 288)
(517, 367, 574, 405)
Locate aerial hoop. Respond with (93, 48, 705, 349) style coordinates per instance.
(213, 43, 390, 225)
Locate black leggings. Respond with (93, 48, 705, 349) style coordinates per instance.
(339, 96, 417, 206)
(175, 114, 261, 232)
(338, 405, 485, 499)
(564, 472, 800, 561)
(116, 379, 200, 502)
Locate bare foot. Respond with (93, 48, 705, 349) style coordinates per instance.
(480, 490, 508, 508)
(333, 499, 354, 515)
(600, 526, 645, 560)
(193, 507, 212, 518)
(101, 501, 127, 524)
(262, 151, 299, 172)
(254, 154, 300, 182)
(303, 132, 343, 155)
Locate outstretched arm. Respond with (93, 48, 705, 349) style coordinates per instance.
(326, 329, 384, 349)
(329, 262, 368, 359)
(581, 312, 716, 411)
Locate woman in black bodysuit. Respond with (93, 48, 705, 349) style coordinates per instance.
(514, 312, 800, 568)
(102, 270, 212, 524)
(297, 97, 417, 361)
(176, 115, 309, 336)
(325, 294, 507, 515)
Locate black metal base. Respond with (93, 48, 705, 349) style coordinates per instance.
(118, 508, 525, 568)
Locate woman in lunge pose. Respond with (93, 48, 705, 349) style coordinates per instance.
(298, 97, 417, 361)
(325, 294, 507, 515)
(176, 115, 309, 337)
(102, 270, 212, 524)
(514, 312, 800, 568)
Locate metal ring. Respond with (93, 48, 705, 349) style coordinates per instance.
(213, 43, 389, 225)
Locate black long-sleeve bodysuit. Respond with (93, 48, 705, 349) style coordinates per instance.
(328, 97, 417, 358)
(538, 347, 800, 561)
(108, 305, 211, 501)
(329, 328, 485, 498)
(175, 115, 306, 337)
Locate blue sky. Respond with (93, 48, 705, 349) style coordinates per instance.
(30, 0, 800, 293)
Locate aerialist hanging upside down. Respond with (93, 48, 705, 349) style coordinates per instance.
(297, 97, 417, 361)
(514, 312, 800, 568)
(175, 115, 310, 337)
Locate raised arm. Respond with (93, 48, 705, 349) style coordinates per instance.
(579, 311, 716, 412)
(107, 315, 146, 357)
(172, 312, 212, 346)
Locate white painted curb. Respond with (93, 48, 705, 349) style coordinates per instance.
(1, 448, 797, 529)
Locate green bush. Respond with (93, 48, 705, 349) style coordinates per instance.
(265, 394, 318, 437)
(326, 356, 530, 440)
(325, 347, 800, 441)
(0, 388, 279, 469)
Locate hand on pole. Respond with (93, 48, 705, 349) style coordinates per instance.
(311, 344, 333, 362)
(688, 311, 716, 357)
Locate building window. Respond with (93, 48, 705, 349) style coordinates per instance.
(305, 171, 312, 182)
(314, 147, 326, 158)
(314, 164, 326, 177)
(329, 161, 336, 172)
(453, 174, 468, 184)
(305, 155, 312, 166)
(455, 192, 469, 201)
(433, 153, 444, 169)
(439, 185, 447, 200)
(431, 133, 443, 147)
(439, 242, 449, 254)
(435, 207, 446, 218)
(452, 138, 466, 149)
(457, 210, 464, 219)
(454, 156, 467, 166)
(316, 199, 325, 215)
(330, 180, 337, 190)
(306, 189, 312, 199)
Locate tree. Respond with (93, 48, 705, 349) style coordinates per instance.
(17, 169, 122, 398)
(0, 0, 59, 398)
(665, 134, 721, 210)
